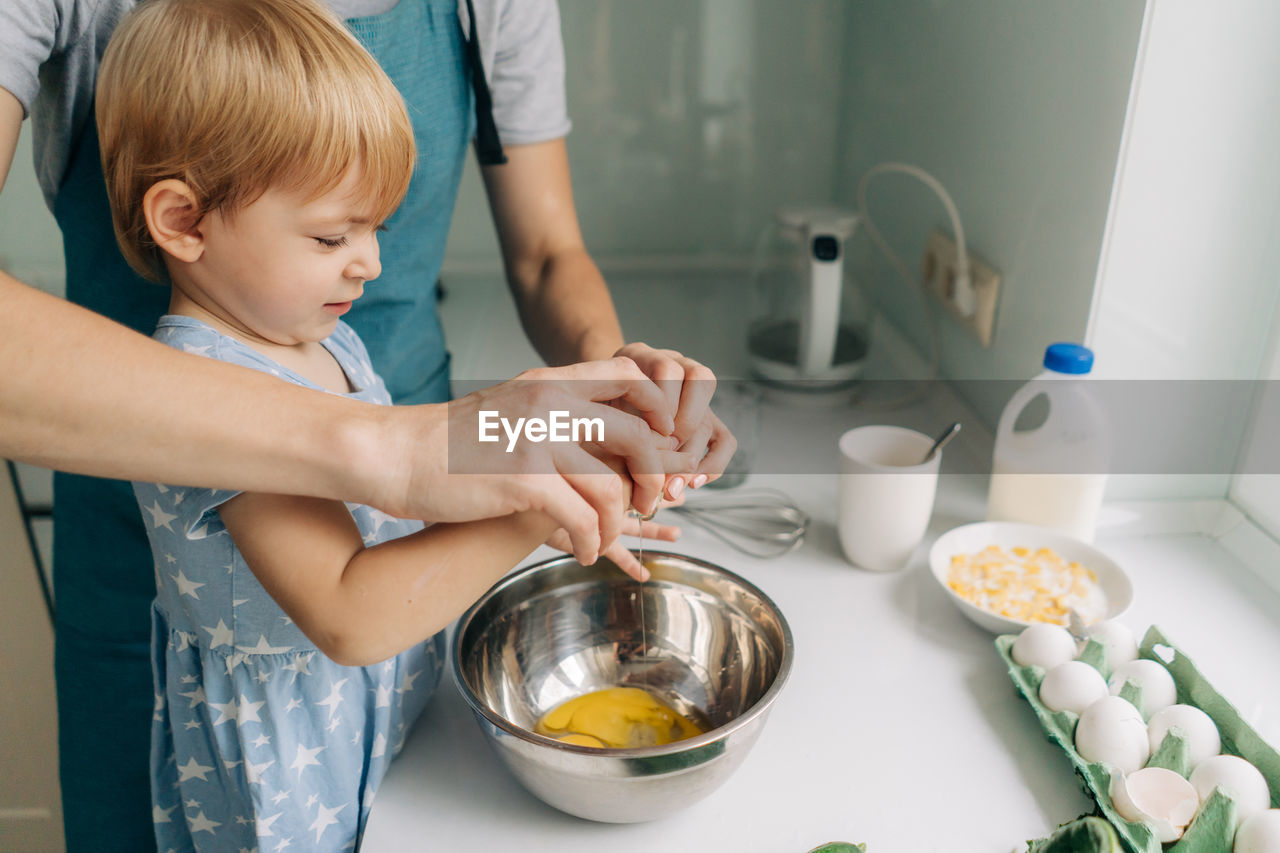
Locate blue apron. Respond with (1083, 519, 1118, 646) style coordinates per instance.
(51, 1, 475, 848)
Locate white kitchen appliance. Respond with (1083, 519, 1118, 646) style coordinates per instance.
(747, 204, 870, 390)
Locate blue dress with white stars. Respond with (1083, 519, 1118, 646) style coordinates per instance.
(135, 316, 443, 853)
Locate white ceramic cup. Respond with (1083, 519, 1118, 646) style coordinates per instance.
(837, 425, 941, 572)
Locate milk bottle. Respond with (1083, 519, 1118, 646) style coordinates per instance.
(986, 343, 1110, 542)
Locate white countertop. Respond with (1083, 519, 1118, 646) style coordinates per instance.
(362, 369, 1280, 852)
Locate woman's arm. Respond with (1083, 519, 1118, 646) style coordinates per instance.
(481, 140, 735, 486)
(0, 269, 388, 496)
(480, 139, 622, 366)
(0, 267, 683, 562)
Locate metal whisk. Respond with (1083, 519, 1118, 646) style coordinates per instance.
(669, 487, 809, 559)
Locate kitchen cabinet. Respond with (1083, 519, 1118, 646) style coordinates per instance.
(0, 468, 63, 852)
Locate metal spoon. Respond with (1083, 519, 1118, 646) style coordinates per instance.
(921, 421, 961, 464)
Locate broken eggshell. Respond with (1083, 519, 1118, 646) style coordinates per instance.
(1109, 766, 1200, 843)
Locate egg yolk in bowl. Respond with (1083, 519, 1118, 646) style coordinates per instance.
(536, 687, 705, 749)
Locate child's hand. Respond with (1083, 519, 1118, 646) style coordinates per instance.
(542, 431, 688, 581)
(544, 510, 681, 582)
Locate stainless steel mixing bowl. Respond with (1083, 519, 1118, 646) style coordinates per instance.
(452, 550, 793, 823)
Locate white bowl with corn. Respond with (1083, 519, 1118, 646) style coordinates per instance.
(928, 521, 1133, 634)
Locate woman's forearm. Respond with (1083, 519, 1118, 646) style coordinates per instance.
(2, 271, 673, 558)
(0, 270, 400, 504)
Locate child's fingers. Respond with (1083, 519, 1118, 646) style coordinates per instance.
(619, 515, 680, 542)
(519, 474, 600, 564)
(640, 520, 680, 542)
(602, 541, 650, 582)
(554, 448, 635, 559)
(543, 527, 573, 556)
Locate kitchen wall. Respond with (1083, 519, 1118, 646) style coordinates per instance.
(1, 1, 1150, 392)
(443, 0, 1146, 418)
(1091, 0, 1280, 502)
(1090, 1, 1280, 384)
(835, 1, 1144, 396)
(0, 126, 63, 294)
(446, 0, 851, 266)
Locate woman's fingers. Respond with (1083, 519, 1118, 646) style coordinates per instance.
(613, 343, 717, 446)
(524, 357, 675, 435)
(573, 401, 674, 514)
(693, 412, 737, 487)
(671, 359, 717, 445)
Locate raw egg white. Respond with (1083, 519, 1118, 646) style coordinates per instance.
(1108, 659, 1177, 720)
(1147, 704, 1221, 768)
(1040, 661, 1109, 715)
(1109, 766, 1200, 842)
(1013, 623, 1080, 670)
(1235, 810, 1280, 853)
(1190, 755, 1273, 827)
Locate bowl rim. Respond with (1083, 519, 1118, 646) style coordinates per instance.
(450, 549, 795, 757)
(927, 520, 1134, 633)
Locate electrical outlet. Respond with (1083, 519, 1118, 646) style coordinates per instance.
(920, 229, 1000, 347)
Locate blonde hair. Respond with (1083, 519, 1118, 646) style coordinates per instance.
(96, 0, 416, 281)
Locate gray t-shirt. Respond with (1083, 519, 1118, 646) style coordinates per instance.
(0, 0, 571, 210)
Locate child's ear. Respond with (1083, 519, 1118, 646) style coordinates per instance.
(142, 180, 205, 264)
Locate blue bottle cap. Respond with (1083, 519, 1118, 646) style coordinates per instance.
(1043, 343, 1094, 374)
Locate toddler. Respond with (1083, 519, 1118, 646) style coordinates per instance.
(95, 0, 662, 849)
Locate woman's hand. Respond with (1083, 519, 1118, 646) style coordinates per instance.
(612, 342, 737, 495)
(371, 357, 693, 565)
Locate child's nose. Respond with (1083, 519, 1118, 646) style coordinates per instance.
(346, 236, 381, 282)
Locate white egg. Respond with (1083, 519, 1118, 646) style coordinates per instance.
(1040, 661, 1109, 715)
(1108, 659, 1177, 720)
(1086, 619, 1139, 667)
(1075, 695, 1150, 774)
(1147, 704, 1221, 768)
(1191, 755, 1273, 826)
(1013, 623, 1080, 670)
(1109, 766, 1200, 842)
(1235, 810, 1280, 853)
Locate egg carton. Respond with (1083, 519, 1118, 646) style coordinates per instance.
(997, 625, 1280, 853)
